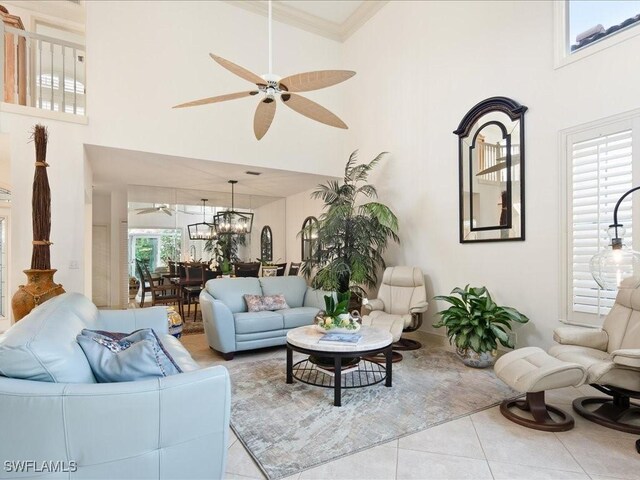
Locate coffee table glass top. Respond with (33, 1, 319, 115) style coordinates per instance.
(286, 325, 392, 352)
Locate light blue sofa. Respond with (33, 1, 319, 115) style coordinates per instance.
(200, 276, 329, 359)
(0, 292, 230, 479)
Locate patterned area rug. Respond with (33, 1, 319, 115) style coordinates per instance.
(226, 347, 519, 479)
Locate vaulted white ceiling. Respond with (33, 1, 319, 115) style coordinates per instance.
(224, 0, 388, 42)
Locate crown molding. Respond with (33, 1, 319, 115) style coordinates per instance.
(223, 1, 387, 43)
(2, 0, 84, 24)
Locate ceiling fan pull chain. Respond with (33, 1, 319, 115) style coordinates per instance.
(268, 0, 272, 75)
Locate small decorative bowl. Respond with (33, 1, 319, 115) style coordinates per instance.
(313, 313, 361, 334)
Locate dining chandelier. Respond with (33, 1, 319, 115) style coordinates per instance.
(187, 199, 217, 241)
(214, 180, 253, 235)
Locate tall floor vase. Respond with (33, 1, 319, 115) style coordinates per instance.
(11, 270, 64, 322)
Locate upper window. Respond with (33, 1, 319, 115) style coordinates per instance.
(569, 1, 640, 52)
(563, 115, 639, 326)
(555, 1, 640, 67)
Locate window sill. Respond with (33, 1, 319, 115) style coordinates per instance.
(0, 103, 88, 125)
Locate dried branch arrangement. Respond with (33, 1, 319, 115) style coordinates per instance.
(30, 124, 52, 270)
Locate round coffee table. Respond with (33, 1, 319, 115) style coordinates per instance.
(286, 325, 393, 406)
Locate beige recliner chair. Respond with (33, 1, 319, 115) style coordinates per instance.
(361, 266, 428, 361)
(549, 279, 640, 434)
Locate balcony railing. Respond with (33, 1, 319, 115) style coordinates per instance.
(0, 24, 86, 115)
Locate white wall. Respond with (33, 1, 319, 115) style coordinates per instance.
(85, 0, 347, 177)
(342, 0, 640, 348)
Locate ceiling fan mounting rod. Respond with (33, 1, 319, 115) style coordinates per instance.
(268, 0, 273, 75)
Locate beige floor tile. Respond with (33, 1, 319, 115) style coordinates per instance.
(589, 476, 635, 480)
(396, 449, 492, 480)
(225, 441, 266, 479)
(225, 474, 265, 480)
(544, 386, 584, 404)
(554, 402, 638, 441)
(555, 429, 640, 479)
(228, 428, 238, 448)
(489, 461, 590, 479)
(471, 406, 582, 472)
(299, 444, 397, 480)
(398, 416, 485, 460)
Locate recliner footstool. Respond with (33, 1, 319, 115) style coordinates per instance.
(495, 346, 587, 431)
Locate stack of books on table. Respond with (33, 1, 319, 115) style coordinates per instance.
(317, 333, 362, 346)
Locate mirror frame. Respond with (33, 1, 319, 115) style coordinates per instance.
(453, 96, 528, 243)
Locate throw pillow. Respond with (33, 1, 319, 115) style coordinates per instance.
(76, 329, 182, 383)
(244, 294, 267, 312)
(262, 294, 290, 311)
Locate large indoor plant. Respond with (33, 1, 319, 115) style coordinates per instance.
(433, 285, 529, 368)
(301, 151, 399, 303)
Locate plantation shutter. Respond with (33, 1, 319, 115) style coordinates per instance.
(570, 129, 633, 324)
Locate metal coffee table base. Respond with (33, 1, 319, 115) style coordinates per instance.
(286, 343, 393, 406)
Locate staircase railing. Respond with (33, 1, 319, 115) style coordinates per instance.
(0, 23, 86, 115)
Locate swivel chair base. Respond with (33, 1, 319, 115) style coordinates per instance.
(573, 387, 640, 435)
(500, 391, 575, 432)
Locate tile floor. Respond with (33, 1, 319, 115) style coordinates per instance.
(180, 332, 640, 480)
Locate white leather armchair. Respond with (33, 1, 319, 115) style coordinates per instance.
(549, 280, 640, 434)
(362, 266, 428, 360)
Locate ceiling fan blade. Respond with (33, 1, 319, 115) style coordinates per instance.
(279, 70, 355, 92)
(161, 208, 173, 216)
(173, 91, 258, 109)
(476, 155, 521, 176)
(210, 54, 266, 86)
(254, 99, 276, 140)
(136, 209, 158, 215)
(281, 93, 347, 129)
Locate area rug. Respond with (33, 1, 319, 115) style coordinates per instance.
(226, 347, 519, 479)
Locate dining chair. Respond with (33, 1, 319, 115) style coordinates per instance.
(275, 263, 287, 276)
(183, 265, 205, 320)
(234, 262, 261, 278)
(142, 264, 181, 311)
(288, 262, 301, 276)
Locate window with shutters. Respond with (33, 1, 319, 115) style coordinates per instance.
(564, 117, 639, 326)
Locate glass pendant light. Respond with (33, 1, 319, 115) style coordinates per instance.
(590, 186, 640, 290)
(214, 180, 254, 235)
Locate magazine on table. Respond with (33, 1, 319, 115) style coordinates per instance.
(318, 333, 362, 345)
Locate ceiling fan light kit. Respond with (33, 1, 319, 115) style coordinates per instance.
(173, 0, 355, 140)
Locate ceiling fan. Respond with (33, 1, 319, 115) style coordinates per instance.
(134, 204, 174, 216)
(173, 1, 355, 140)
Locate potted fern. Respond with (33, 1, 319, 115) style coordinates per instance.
(433, 285, 529, 368)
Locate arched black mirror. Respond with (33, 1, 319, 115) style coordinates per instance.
(454, 97, 527, 243)
(260, 225, 273, 262)
(301, 216, 318, 261)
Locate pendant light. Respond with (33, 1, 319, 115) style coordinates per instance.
(214, 180, 254, 235)
(188, 199, 217, 241)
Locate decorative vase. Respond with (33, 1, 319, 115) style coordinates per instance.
(11, 269, 65, 321)
(456, 348, 497, 368)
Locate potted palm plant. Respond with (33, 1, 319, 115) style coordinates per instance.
(433, 285, 529, 368)
(301, 151, 399, 305)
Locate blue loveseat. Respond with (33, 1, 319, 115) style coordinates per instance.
(200, 276, 330, 359)
(0, 293, 230, 479)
